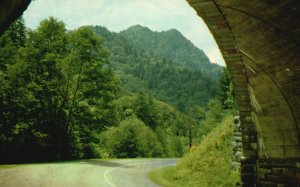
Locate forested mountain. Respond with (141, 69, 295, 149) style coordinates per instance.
(120, 25, 214, 71)
(0, 17, 229, 163)
(92, 25, 222, 111)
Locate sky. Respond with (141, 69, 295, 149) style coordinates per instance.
(23, 0, 225, 66)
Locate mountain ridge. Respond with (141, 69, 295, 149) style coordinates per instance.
(91, 24, 222, 111)
(119, 24, 212, 70)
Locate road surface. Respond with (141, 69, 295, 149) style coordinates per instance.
(0, 158, 178, 187)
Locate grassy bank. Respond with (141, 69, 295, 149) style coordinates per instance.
(149, 115, 240, 187)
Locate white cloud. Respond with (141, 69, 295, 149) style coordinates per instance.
(206, 48, 225, 66)
(23, 0, 226, 66)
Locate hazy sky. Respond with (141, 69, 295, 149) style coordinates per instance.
(23, 0, 225, 66)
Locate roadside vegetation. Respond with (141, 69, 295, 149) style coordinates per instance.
(149, 67, 240, 186)
(149, 115, 240, 187)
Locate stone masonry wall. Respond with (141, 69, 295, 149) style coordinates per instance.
(232, 115, 243, 171)
(257, 160, 300, 187)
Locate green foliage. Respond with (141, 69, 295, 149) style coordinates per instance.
(100, 118, 163, 158)
(114, 94, 188, 157)
(166, 96, 227, 147)
(218, 68, 236, 110)
(0, 18, 118, 163)
(0, 17, 25, 70)
(168, 136, 185, 157)
(1, 17, 69, 162)
(66, 26, 119, 131)
(134, 92, 158, 129)
(149, 115, 241, 187)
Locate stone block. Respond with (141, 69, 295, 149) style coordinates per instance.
(258, 173, 266, 180)
(271, 162, 291, 168)
(293, 171, 300, 181)
(259, 168, 272, 175)
(234, 132, 242, 136)
(234, 136, 243, 142)
(243, 149, 258, 157)
(242, 164, 255, 173)
(234, 116, 240, 124)
(281, 168, 290, 177)
(251, 143, 258, 150)
(266, 174, 282, 183)
(259, 162, 273, 169)
(276, 184, 287, 187)
(241, 173, 256, 184)
(241, 156, 257, 164)
(242, 142, 250, 149)
(257, 181, 277, 187)
(242, 184, 254, 187)
(233, 145, 238, 151)
(238, 142, 243, 147)
(272, 168, 282, 175)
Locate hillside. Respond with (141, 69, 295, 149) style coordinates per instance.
(120, 25, 212, 71)
(149, 115, 240, 187)
(92, 25, 222, 111)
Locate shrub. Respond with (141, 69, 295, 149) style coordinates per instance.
(100, 118, 163, 158)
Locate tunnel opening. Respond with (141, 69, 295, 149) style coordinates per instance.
(1, 0, 300, 186)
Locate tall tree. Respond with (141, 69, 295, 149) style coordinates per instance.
(0, 17, 28, 163)
(1, 18, 120, 162)
(7, 17, 69, 160)
(66, 26, 119, 157)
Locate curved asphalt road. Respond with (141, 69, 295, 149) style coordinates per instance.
(0, 158, 178, 187)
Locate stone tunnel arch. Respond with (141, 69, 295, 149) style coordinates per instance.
(187, 0, 300, 186)
(0, 0, 300, 186)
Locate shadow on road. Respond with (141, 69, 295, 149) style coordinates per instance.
(84, 160, 133, 168)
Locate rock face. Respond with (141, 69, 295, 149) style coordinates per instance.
(187, 0, 300, 186)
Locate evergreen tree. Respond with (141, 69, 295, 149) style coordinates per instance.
(218, 68, 236, 110)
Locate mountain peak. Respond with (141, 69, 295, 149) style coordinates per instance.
(167, 28, 180, 33)
(125, 24, 151, 32)
(118, 24, 215, 69)
(124, 25, 182, 36)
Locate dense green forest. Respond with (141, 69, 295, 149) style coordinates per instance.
(92, 25, 222, 111)
(0, 17, 230, 163)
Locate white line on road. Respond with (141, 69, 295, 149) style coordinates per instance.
(103, 159, 178, 187)
(104, 167, 117, 187)
(104, 163, 138, 187)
